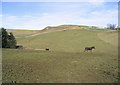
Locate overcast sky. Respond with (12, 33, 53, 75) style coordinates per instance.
(1, 1, 118, 30)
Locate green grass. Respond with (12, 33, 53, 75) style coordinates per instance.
(18, 30, 117, 53)
(2, 29, 118, 83)
(7, 29, 41, 39)
(98, 31, 118, 47)
(88, 27, 115, 31)
(2, 49, 118, 83)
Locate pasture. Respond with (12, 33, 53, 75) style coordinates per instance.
(7, 29, 41, 39)
(2, 28, 118, 83)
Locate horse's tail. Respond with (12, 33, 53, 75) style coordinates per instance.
(84, 49, 86, 52)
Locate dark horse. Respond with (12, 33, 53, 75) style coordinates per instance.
(84, 46, 95, 52)
(46, 48, 49, 51)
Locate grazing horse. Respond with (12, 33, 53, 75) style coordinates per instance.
(46, 48, 49, 51)
(84, 46, 95, 52)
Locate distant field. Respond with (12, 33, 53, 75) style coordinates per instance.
(3, 28, 118, 83)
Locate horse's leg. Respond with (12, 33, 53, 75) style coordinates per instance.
(90, 49, 92, 52)
(90, 50, 92, 52)
(84, 49, 86, 52)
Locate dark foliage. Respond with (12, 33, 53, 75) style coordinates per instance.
(1, 28, 17, 48)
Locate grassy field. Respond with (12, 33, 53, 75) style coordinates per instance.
(7, 29, 41, 39)
(2, 28, 118, 83)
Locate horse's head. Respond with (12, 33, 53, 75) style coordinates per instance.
(92, 46, 95, 49)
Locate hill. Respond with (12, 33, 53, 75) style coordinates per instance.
(7, 29, 41, 39)
(3, 26, 118, 83)
(42, 25, 98, 31)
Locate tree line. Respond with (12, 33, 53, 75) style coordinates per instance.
(0, 28, 17, 48)
(107, 24, 120, 30)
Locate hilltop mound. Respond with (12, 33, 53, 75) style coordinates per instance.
(43, 25, 98, 31)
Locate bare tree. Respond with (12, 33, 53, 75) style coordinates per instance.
(107, 24, 116, 30)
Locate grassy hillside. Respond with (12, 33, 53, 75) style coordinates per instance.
(98, 31, 118, 47)
(18, 29, 118, 53)
(42, 25, 91, 31)
(3, 28, 118, 83)
(7, 29, 41, 39)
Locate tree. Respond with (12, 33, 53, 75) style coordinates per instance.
(0, 29, 2, 48)
(115, 26, 120, 30)
(1, 28, 9, 48)
(8, 32, 17, 48)
(107, 24, 116, 30)
(1, 28, 17, 48)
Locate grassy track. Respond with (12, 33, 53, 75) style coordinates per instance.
(2, 29, 118, 83)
